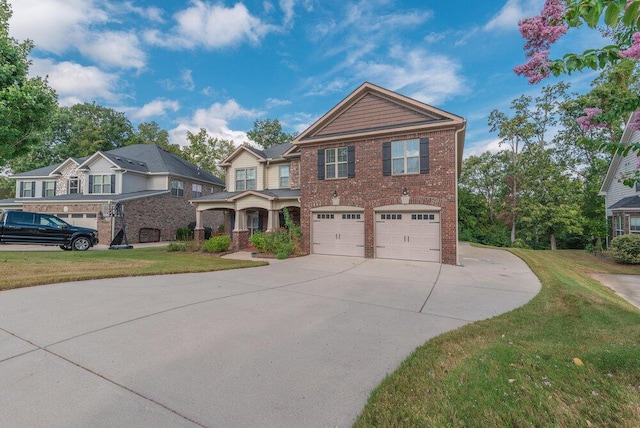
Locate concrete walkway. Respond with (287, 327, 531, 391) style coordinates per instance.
(590, 274, 640, 308)
(0, 243, 540, 427)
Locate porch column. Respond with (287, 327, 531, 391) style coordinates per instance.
(232, 209, 249, 251)
(266, 209, 277, 232)
(234, 209, 243, 231)
(194, 209, 205, 243)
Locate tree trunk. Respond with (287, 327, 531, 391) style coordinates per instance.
(550, 232, 556, 251)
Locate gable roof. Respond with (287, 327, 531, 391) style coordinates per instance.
(220, 142, 294, 166)
(600, 111, 639, 195)
(293, 82, 466, 145)
(12, 145, 224, 186)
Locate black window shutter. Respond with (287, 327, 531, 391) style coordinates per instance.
(19, 182, 24, 197)
(31, 182, 35, 197)
(41, 182, 45, 197)
(53, 182, 56, 195)
(110, 175, 116, 193)
(419, 137, 430, 174)
(382, 142, 391, 176)
(88, 175, 94, 194)
(347, 146, 355, 178)
(317, 149, 325, 180)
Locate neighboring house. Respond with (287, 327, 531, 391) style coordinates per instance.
(599, 112, 640, 240)
(191, 142, 301, 250)
(0, 144, 225, 244)
(193, 82, 466, 264)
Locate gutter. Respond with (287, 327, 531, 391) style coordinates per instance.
(454, 121, 467, 266)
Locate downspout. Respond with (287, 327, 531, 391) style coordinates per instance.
(454, 121, 467, 266)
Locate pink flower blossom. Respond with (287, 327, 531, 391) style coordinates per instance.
(619, 32, 640, 59)
(577, 107, 606, 132)
(519, 0, 567, 57)
(514, 51, 551, 84)
(629, 111, 640, 132)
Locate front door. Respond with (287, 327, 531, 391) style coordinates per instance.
(247, 212, 260, 236)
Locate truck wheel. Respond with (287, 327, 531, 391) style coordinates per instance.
(72, 236, 91, 251)
(60, 245, 72, 251)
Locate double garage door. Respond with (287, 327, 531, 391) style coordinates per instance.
(311, 210, 440, 262)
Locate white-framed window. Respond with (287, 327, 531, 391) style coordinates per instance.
(235, 168, 256, 191)
(192, 183, 202, 198)
(616, 216, 624, 236)
(630, 217, 640, 233)
(68, 176, 79, 194)
(20, 181, 35, 198)
(90, 174, 114, 194)
(325, 147, 348, 179)
(279, 165, 290, 188)
(171, 179, 184, 197)
(392, 139, 420, 175)
(43, 181, 56, 197)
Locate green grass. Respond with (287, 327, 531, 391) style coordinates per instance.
(356, 249, 640, 427)
(0, 247, 267, 291)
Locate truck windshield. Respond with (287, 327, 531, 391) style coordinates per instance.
(40, 215, 69, 228)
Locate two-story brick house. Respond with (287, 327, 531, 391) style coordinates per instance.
(194, 82, 466, 264)
(0, 144, 225, 244)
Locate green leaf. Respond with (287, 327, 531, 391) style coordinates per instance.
(604, 2, 621, 27)
(622, 0, 640, 26)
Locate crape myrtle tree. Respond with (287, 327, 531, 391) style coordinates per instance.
(515, 0, 640, 138)
(0, 0, 57, 165)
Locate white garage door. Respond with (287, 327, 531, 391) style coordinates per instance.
(312, 212, 364, 257)
(376, 212, 440, 262)
(58, 213, 98, 230)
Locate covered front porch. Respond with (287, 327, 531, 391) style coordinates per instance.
(192, 189, 301, 251)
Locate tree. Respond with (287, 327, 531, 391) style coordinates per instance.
(129, 121, 182, 155)
(0, 0, 57, 165)
(459, 151, 507, 223)
(181, 128, 235, 178)
(246, 118, 297, 149)
(515, 0, 640, 134)
(51, 103, 135, 161)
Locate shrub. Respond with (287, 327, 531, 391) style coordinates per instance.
(201, 235, 231, 253)
(511, 238, 530, 249)
(250, 231, 267, 252)
(176, 227, 191, 241)
(167, 242, 186, 252)
(610, 234, 640, 264)
(204, 226, 213, 240)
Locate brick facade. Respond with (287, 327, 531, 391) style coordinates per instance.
(299, 129, 459, 265)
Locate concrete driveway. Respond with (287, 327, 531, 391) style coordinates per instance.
(0, 243, 540, 427)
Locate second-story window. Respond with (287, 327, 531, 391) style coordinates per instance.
(89, 174, 115, 194)
(171, 179, 184, 197)
(68, 176, 79, 194)
(279, 165, 290, 188)
(325, 147, 348, 179)
(392, 139, 420, 175)
(20, 181, 35, 197)
(192, 183, 202, 198)
(43, 181, 56, 197)
(235, 168, 256, 191)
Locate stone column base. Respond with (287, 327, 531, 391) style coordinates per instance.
(194, 228, 205, 243)
(233, 230, 250, 251)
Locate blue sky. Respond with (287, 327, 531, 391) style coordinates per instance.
(8, 0, 605, 156)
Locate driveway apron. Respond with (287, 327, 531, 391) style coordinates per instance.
(0, 243, 540, 427)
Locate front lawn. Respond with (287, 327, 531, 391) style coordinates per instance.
(356, 249, 640, 427)
(0, 247, 267, 291)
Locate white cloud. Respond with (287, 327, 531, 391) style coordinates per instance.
(280, 0, 296, 27)
(169, 100, 262, 146)
(181, 69, 195, 91)
(9, 0, 108, 54)
(120, 2, 165, 23)
(484, 0, 544, 32)
(464, 138, 503, 158)
(144, 1, 273, 49)
(130, 99, 180, 120)
(30, 59, 120, 106)
(355, 46, 466, 105)
(79, 31, 146, 70)
(266, 98, 292, 108)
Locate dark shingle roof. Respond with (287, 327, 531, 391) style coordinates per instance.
(0, 190, 170, 205)
(609, 195, 640, 209)
(12, 145, 224, 186)
(193, 188, 300, 202)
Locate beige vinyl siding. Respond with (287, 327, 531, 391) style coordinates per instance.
(235, 195, 271, 210)
(606, 129, 640, 216)
(229, 152, 263, 191)
(265, 162, 291, 189)
(88, 157, 116, 173)
(148, 176, 169, 191)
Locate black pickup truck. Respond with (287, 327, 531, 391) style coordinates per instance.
(0, 210, 99, 251)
